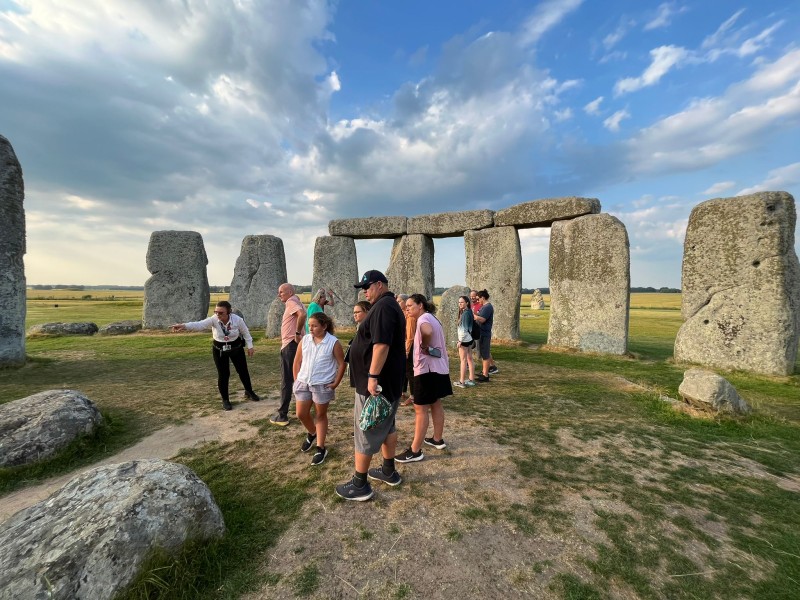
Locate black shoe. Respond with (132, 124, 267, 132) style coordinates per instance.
(301, 433, 317, 453)
(245, 391, 261, 402)
(488, 365, 499, 375)
(367, 467, 402, 486)
(222, 400, 233, 411)
(424, 437, 447, 450)
(475, 374, 490, 383)
(269, 413, 289, 426)
(394, 448, 424, 463)
(335, 478, 374, 501)
(311, 446, 328, 466)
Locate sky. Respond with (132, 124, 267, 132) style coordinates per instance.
(1, 0, 799, 289)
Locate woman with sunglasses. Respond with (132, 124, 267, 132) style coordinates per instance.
(171, 300, 260, 411)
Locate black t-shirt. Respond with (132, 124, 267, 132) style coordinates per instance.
(350, 291, 406, 400)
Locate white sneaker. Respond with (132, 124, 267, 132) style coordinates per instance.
(454, 381, 465, 388)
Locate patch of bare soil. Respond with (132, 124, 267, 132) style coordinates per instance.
(0, 392, 276, 523)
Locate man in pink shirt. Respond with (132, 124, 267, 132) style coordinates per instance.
(271, 283, 306, 426)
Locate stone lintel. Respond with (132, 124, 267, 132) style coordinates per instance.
(494, 197, 601, 228)
(407, 209, 495, 238)
(328, 217, 407, 239)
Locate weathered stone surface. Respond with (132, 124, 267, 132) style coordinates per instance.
(440, 286, 471, 346)
(0, 459, 225, 600)
(678, 369, 751, 415)
(265, 296, 284, 338)
(407, 210, 494, 238)
(548, 214, 630, 354)
(98, 320, 142, 335)
(312, 236, 359, 328)
(143, 231, 210, 329)
(229, 235, 287, 328)
(530, 289, 545, 310)
(328, 216, 407, 239)
(0, 390, 103, 467)
(0, 135, 26, 367)
(465, 227, 521, 340)
(675, 192, 800, 376)
(386, 234, 435, 300)
(28, 322, 99, 336)
(494, 196, 601, 228)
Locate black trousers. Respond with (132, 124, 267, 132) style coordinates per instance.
(211, 342, 254, 403)
(278, 340, 298, 418)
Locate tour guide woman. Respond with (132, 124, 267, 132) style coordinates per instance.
(171, 300, 260, 411)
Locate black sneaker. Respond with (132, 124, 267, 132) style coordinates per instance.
(269, 413, 289, 426)
(475, 374, 490, 383)
(394, 448, 424, 463)
(335, 478, 374, 501)
(301, 433, 317, 452)
(367, 468, 402, 486)
(311, 446, 328, 465)
(488, 365, 499, 375)
(222, 400, 233, 411)
(245, 391, 261, 402)
(424, 437, 447, 450)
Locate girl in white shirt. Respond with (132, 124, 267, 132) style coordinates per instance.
(293, 312, 346, 466)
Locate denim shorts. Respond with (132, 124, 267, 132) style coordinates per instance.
(293, 380, 335, 404)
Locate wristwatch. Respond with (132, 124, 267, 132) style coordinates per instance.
(368, 373, 379, 379)
(295, 331, 301, 335)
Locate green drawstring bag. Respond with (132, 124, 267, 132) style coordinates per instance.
(358, 387, 393, 431)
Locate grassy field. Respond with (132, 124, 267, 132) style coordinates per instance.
(3, 291, 799, 599)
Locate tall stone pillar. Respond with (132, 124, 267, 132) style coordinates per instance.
(386, 234, 434, 300)
(312, 236, 359, 328)
(143, 231, 210, 329)
(465, 226, 521, 340)
(547, 214, 630, 354)
(229, 235, 287, 328)
(0, 135, 26, 366)
(674, 192, 800, 375)
(440, 285, 471, 346)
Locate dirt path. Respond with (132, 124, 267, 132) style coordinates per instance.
(0, 397, 274, 523)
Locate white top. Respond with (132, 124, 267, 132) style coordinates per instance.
(297, 332, 339, 384)
(183, 314, 254, 349)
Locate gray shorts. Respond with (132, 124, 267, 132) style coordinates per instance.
(353, 391, 399, 455)
(293, 381, 335, 405)
(478, 335, 492, 360)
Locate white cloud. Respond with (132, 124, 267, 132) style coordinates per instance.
(644, 2, 686, 31)
(245, 198, 260, 208)
(603, 109, 630, 132)
(702, 181, 736, 196)
(518, 0, 583, 47)
(554, 108, 572, 121)
(614, 45, 690, 96)
(584, 96, 603, 115)
(702, 9, 745, 50)
(738, 162, 800, 195)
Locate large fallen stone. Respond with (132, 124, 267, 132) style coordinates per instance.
(328, 216, 407, 239)
(407, 210, 494, 238)
(229, 235, 287, 328)
(548, 214, 630, 354)
(0, 459, 225, 600)
(439, 285, 471, 346)
(0, 390, 103, 467)
(0, 135, 26, 367)
(530, 289, 545, 310)
(265, 296, 284, 338)
(28, 322, 99, 336)
(386, 234, 435, 300)
(143, 231, 210, 329)
(465, 226, 521, 340)
(98, 320, 142, 335)
(674, 192, 800, 375)
(494, 196, 600, 228)
(678, 369, 751, 415)
(312, 236, 359, 328)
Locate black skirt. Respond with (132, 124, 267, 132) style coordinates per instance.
(412, 372, 453, 405)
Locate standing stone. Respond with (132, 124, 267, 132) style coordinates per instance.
(548, 214, 630, 354)
(0, 135, 25, 367)
(386, 234, 435, 300)
(312, 236, 359, 327)
(143, 231, 210, 329)
(674, 192, 800, 375)
(265, 297, 284, 339)
(229, 235, 287, 328)
(440, 285, 471, 347)
(530, 289, 545, 310)
(465, 226, 521, 340)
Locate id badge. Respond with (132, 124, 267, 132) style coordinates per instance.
(222, 344, 231, 352)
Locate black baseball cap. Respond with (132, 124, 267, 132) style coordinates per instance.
(354, 270, 388, 289)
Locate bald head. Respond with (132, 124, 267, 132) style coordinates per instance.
(278, 283, 295, 303)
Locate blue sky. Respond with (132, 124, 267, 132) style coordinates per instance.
(1, 0, 798, 288)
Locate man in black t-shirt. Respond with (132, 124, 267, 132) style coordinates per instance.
(335, 270, 406, 501)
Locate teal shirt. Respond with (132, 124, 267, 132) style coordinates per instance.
(306, 302, 323, 332)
